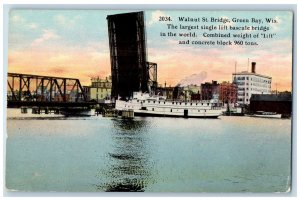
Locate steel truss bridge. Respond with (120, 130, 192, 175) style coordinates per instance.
(7, 73, 94, 108)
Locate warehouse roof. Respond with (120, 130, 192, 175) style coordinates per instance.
(250, 94, 292, 102)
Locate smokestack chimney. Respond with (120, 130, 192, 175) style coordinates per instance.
(251, 62, 256, 73)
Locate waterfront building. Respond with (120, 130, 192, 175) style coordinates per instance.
(147, 62, 158, 93)
(232, 62, 272, 105)
(201, 80, 219, 101)
(191, 93, 201, 101)
(83, 76, 112, 103)
(156, 85, 174, 100)
(172, 86, 184, 100)
(250, 94, 292, 116)
(219, 81, 238, 105)
(183, 85, 201, 101)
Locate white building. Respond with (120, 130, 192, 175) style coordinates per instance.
(232, 62, 272, 105)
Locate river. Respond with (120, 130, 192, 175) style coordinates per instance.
(6, 116, 291, 192)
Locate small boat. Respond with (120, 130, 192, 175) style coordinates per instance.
(250, 111, 282, 119)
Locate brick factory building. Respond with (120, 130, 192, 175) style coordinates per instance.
(219, 82, 238, 105)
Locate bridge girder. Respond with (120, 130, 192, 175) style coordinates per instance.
(7, 73, 87, 103)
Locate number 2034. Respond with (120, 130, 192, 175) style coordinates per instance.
(159, 16, 172, 21)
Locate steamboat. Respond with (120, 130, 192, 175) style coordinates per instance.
(115, 92, 223, 118)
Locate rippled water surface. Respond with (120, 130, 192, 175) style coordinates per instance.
(6, 116, 291, 192)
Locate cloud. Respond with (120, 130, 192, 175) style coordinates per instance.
(10, 14, 26, 23)
(10, 13, 39, 31)
(48, 67, 69, 74)
(49, 54, 71, 63)
(147, 10, 168, 26)
(268, 16, 281, 31)
(147, 41, 292, 90)
(31, 29, 60, 45)
(54, 14, 82, 28)
(8, 41, 112, 86)
(27, 23, 38, 29)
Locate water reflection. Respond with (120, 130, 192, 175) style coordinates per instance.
(111, 118, 149, 131)
(98, 118, 153, 192)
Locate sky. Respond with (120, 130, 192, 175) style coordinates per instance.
(8, 10, 293, 91)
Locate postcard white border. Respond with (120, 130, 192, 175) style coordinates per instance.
(1, 1, 298, 200)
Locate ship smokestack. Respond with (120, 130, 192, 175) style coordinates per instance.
(251, 62, 256, 73)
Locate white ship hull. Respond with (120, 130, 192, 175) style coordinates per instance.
(133, 109, 222, 118)
(115, 92, 222, 118)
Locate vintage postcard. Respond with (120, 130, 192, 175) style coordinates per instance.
(5, 8, 293, 193)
